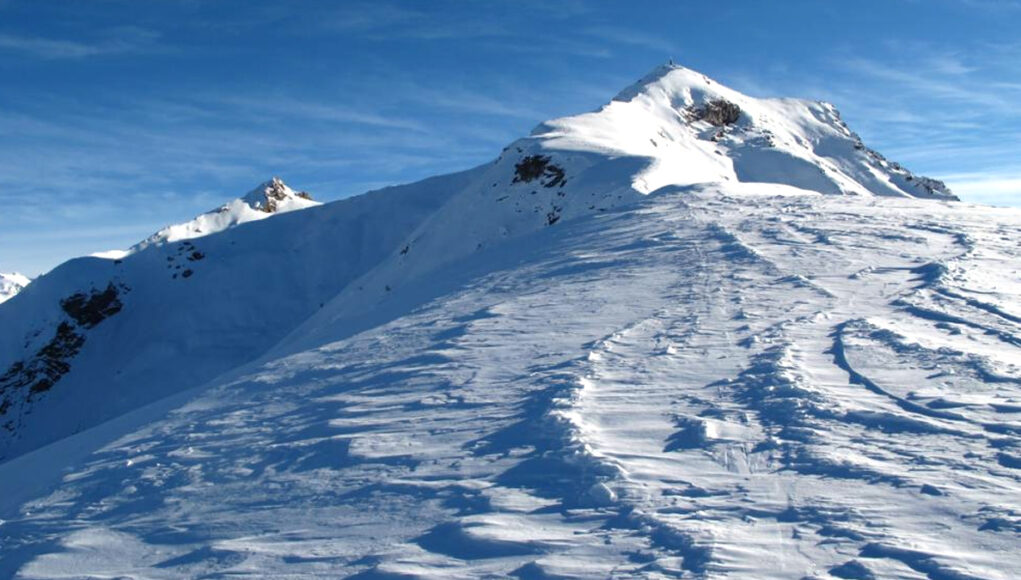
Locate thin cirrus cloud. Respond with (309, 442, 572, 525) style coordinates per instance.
(3, 1, 1021, 276)
(0, 79, 526, 225)
(581, 27, 678, 56)
(0, 33, 109, 59)
(844, 57, 1016, 112)
(943, 172, 1021, 206)
(204, 94, 431, 132)
(0, 26, 163, 59)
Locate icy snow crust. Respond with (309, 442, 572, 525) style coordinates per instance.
(0, 66, 1017, 578)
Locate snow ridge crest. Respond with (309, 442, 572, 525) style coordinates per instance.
(538, 62, 955, 201)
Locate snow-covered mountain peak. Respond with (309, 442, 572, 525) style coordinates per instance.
(0, 272, 29, 304)
(129, 177, 321, 252)
(530, 62, 955, 200)
(611, 62, 723, 104)
(240, 176, 316, 214)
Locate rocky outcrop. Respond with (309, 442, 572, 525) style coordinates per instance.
(689, 98, 742, 127)
(246, 177, 315, 213)
(1, 283, 126, 434)
(512, 155, 567, 188)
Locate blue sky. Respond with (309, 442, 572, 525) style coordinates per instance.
(2, 0, 1020, 276)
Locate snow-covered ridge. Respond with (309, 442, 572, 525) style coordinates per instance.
(130, 176, 320, 252)
(0, 168, 473, 460)
(0, 272, 30, 304)
(0, 62, 963, 465)
(533, 63, 955, 199)
(3, 62, 1016, 580)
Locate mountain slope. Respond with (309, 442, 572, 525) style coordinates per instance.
(0, 170, 473, 460)
(2, 187, 1018, 579)
(0, 64, 1017, 579)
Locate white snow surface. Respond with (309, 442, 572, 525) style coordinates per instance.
(533, 64, 956, 200)
(131, 176, 320, 252)
(0, 273, 30, 304)
(0, 65, 1018, 579)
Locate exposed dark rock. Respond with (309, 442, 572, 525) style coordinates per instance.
(60, 284, 124, 328)
(1, 283, 127, 418)
(689, 99, 742, 127)
(546, 205, 562, 226)
(513, 155, 567, 188)
(0, 322, 85, 400)
(853, 136, 955, 199)
(259, 177, 314, 213)
(30, 323, 85, 393)
(910, 175, 954, 199)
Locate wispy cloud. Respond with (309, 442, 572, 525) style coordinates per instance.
(0, 26, 163, 59)
(942, 169, 1021, 199)
(844, 57, 1016, 112)
(955, 0, 1021, 12)
(308, 2, 513, 41)
(205, 94, 429, 132)
(924, 53, 976, 75)
(0, 34, 107, 58)
(582, 26, 678, 56)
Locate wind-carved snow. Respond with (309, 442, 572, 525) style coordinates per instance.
(2, 189, 1017, 579)
(0, 65, 1016, 578)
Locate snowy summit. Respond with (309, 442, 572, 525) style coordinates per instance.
(547, 64, 955, 200)
(0, 64, 1018, 580)
(0, 272, 29, 304)
(131, 176, 320, 251)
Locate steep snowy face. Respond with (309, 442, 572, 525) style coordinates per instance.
(530, 64, 955, 199)
(0, 170, 474, 461)
(131, 177, 320, 252)
(0, 272, 30, 304)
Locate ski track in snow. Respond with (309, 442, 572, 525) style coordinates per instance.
(1, 190, 1018, 579)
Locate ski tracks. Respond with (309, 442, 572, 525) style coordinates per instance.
(4, 192, 1019, 579)
(563, 195, 1020, 578)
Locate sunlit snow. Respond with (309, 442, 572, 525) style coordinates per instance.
(0, 65, 1016, 579)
